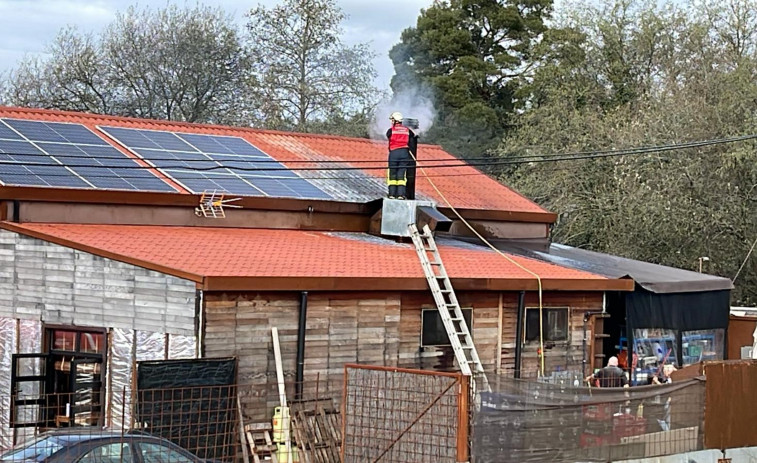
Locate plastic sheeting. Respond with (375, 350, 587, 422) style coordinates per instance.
(107, 328, 135, 430)
(0, 319, 42, 449)
(473, 377, 706, 463)
(136, 331, 167, 362)
(168, 334, 197, 359)
(0, 318, 16, 450)
(107, 330, 197, 429)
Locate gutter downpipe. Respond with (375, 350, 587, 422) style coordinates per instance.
(295, 291, 308, 400)
(514, 290, 526, 379)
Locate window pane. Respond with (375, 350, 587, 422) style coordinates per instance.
(546, 309, 568, 341)
(139, 443, 193, 463)
(525, 308, 568, 342)
(683, 329, 724, 365)
(421, 309, 473, 346)
(78, 442, 132, 463)
(53, 330, 76, 351)
(525, 309, 542, 341)
(14, 356, 45, 376)
(80, 332, 104, 353)
(633, 328, 678, 384)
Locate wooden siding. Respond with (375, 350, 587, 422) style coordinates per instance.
(499, 292, 603, 378)
(0, 229, 197, 335)
(203, 290, 601, 419)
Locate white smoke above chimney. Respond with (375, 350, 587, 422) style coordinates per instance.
(369, 86, 437, 140)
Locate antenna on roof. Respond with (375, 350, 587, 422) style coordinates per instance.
(195, 190, 242, 218)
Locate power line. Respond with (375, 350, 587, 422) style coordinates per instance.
(733, 236, 757, 283)
(0, 132, 754, 172)
(0, 132, 753, 176)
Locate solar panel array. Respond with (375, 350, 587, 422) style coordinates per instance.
(100, 127, 332, 199)
(0, 119, 176, 192)
(0, 118, 333, 200)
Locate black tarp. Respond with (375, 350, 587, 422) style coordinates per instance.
(136, 358, 237, 462)
(626, 287, 731, 331)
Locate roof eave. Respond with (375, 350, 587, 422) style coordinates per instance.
(0, 185, 377, 214)
(438, 207, 557, 224)
(0, 221, 204, 285)
(201, 276, 634, 292)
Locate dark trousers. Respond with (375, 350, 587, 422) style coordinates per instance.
(388, 148, 411, 198)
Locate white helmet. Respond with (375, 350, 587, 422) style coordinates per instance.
(389, 111, 403, 122)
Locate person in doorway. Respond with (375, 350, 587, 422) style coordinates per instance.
(585, 356, 630, 388)
(386, 112, 417, 199)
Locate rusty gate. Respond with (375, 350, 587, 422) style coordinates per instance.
(341, 364, 470, 463)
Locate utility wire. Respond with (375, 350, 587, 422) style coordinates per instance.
(732, 235, 757, 283)
(0, 132, 754, 171)
(0, 135, 757, 177)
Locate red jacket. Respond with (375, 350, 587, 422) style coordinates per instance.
(388, 124, 410, 151)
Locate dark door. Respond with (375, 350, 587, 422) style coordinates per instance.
(10, 353, 49, 428)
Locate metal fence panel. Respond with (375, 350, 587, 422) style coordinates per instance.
(342, 364, 467, 463)
(704, 360, 757, 450)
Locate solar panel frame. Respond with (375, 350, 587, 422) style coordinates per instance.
(99, 126, 333, 200)
(0, 119, 177, 192)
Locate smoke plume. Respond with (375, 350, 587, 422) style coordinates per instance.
(369, 86, 437, 140)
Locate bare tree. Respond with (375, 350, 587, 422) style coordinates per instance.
(245, 0, 379, 132)
(103, 5, 252, 123)
(2, 5, 253, 125)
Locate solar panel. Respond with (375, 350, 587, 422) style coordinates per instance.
(0, 119, 176, 192)
(100, 127, 333, 199)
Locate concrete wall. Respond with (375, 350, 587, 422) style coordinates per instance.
(0, 229, 196, 335)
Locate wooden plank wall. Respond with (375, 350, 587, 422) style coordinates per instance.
(203, 290, 602, 420)
(0, 229, 197, 335)
(500, 292, 604, 378)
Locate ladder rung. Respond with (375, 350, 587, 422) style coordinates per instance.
(410, 223, 490, 392)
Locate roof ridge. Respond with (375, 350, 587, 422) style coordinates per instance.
(0, 105, 445, 148)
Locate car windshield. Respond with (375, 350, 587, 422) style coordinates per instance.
(0, 435, 64, 462)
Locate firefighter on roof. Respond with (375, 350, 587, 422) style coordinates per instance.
(386, 112, 418, 199)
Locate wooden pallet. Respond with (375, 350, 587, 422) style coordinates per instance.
(245, 422, 278, 463)
(290, 398, 342, 463)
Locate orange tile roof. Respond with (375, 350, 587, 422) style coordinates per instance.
(2, 222, 631, 292)
(0, 106, 550, 216)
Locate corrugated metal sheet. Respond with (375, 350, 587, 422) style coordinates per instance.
(704, 361, 757, 449)
(490, 241, 733, 294)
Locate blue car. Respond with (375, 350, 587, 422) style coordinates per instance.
(0, 429, 216, 463)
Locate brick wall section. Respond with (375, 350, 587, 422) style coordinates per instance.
(0, 229, 196, 335)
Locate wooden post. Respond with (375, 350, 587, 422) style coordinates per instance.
(272, 327, 293, 463)
(497, 293, 503, 375)
(341, 364, 348, 463)
(456, 374, 470, 463)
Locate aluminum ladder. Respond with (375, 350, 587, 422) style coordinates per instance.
(409, 223, 490, 392)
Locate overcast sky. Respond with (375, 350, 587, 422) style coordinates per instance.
(0, 0, 434, 90)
